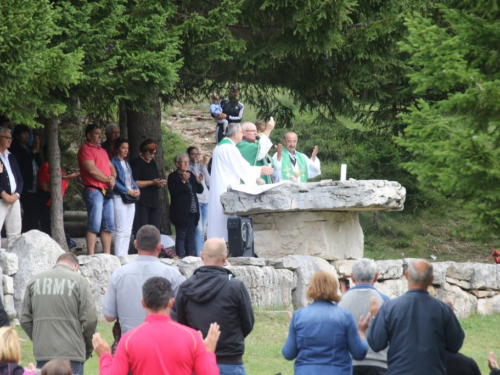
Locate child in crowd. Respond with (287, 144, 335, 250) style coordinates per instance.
(255, 120, 266, 138)
(41, 360, 73, 375)
(209, 93, 228, 143)
(0, 327, 37, 374)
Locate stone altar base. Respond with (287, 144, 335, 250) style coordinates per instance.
(221, 180, 406, 260)
(252, 211, 363, 260)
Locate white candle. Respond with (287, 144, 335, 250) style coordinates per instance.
(340, 164, 347, 181)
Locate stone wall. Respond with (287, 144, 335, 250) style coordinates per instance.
(3, 231, 500, 321)
(70, 255, 500, 319)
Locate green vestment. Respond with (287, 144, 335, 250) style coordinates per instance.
(280, 149, 308, 182)
(236, 139, 274, 184)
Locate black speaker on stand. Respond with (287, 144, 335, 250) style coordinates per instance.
(227, 216, 255, 257)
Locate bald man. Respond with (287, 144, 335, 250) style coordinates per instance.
(368, 259, 465, 375)
(236, 121, 276, 184)
(175, 238, 254, 375)
(272, 131, 320, 182)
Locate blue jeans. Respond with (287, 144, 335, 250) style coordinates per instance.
(37, 361, 83, 375)
(83, 188, 115, 233)
(194, 202, 208, 256)
(218, 364, 246, 375)
(175, 212, 197, 258)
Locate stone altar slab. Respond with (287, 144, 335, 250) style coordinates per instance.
(221, 180, 406, 260)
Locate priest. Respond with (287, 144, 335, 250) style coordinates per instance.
(272, 132, 321, 182)
(236, 120, 276, 184)
(208, 123, 274, 241)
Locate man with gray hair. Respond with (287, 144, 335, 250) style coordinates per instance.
(0, 126, 23, 249)
(102, 225, 185, 333)
(175, 238, 254, 375)
(208, 123, 273, 241)
(101, 123, 120, 151)
(339, 258, 389, 375)
(236, 120, 276, 184)
(368, 259, 464, 375)
(167, 153, 204, 258)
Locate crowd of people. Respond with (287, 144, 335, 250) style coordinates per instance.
(1, 244, 498, 375)
(0, 84, 322, 259)
(4, 91, 499, 375)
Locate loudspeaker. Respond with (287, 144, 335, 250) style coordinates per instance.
(227, 216, 255, 257)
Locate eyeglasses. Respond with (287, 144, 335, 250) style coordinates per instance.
(146, 149, 157, 155)
(0, 136, 12, 140)
(190, 153, 200, 156)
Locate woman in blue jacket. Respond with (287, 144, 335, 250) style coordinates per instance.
(110, 138, 140, 256)
(282, 270, 370, 375)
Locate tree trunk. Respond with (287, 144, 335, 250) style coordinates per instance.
(46, 113, 69, 251)
(118, 99, 128, 139)
(126, 92, 171, 234)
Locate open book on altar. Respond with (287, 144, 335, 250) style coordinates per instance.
(226, 180, 291, 195)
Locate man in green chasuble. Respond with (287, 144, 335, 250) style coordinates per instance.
(236, 120, 277, 184)
(272, 132, 321, 182)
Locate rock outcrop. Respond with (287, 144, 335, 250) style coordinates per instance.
(3, 232, 500, 321)
(219, 180, 406, 260)
(11, 231, 65, 315)
(221, 180, 406, 215)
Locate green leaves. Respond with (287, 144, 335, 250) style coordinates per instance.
(398, 1, 500, 236)
(0, 0, 82, 125)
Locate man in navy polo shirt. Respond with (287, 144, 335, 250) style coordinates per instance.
(368, 259, 464, 375)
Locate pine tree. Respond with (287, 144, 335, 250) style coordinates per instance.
(397, 1, 500, 236)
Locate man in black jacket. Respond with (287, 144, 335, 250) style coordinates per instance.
(213, 85, 244, 143)
(168, 153, 203, 258)
(0, 126, 23, 249)
(175, 238, 254, 375)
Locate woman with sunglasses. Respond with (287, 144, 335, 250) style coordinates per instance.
(130, 139, 166, 245)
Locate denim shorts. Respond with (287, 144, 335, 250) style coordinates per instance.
(83, 188, 115, 233)
(218, 364, 246, 375)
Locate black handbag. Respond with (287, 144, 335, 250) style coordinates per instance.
(121, 192, 140, 204)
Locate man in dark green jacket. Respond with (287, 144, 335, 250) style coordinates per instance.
(20, 252, 97, 375)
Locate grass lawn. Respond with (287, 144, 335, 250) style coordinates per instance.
(16, 311, 500, 375)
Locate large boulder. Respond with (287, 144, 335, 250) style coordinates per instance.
(470, 264, 499, 290)
(12, 231, 65, 316)
(252, 211, 364, 260)
(376, 260, 404, 280)
(271, 255, 338, 309)
(228, 265, 294, 308)
(220, 180, 406, 261)
(432, 262, 452, 286)
(332, 259, 356, 277)
(435, 284, 477, 319)
(477, 295, 500, 315)
(0, 250, 18, 276)
(78, 254, 122, 319)
(221, 180, 406, 215)
(175, 257, 203, 279)
(374, 279, 408, 299)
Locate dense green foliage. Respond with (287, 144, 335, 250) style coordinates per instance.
(1, 0, 499, 237)
(397, 1, 500, 236)
(0, 0, 82, 125)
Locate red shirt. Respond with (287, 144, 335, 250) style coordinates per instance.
(99, 314, 219, 375)
(37, 162, 68, 206)
(77, 142, 111, 189)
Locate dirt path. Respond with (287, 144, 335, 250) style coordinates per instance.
(164, 103, 217, 157)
